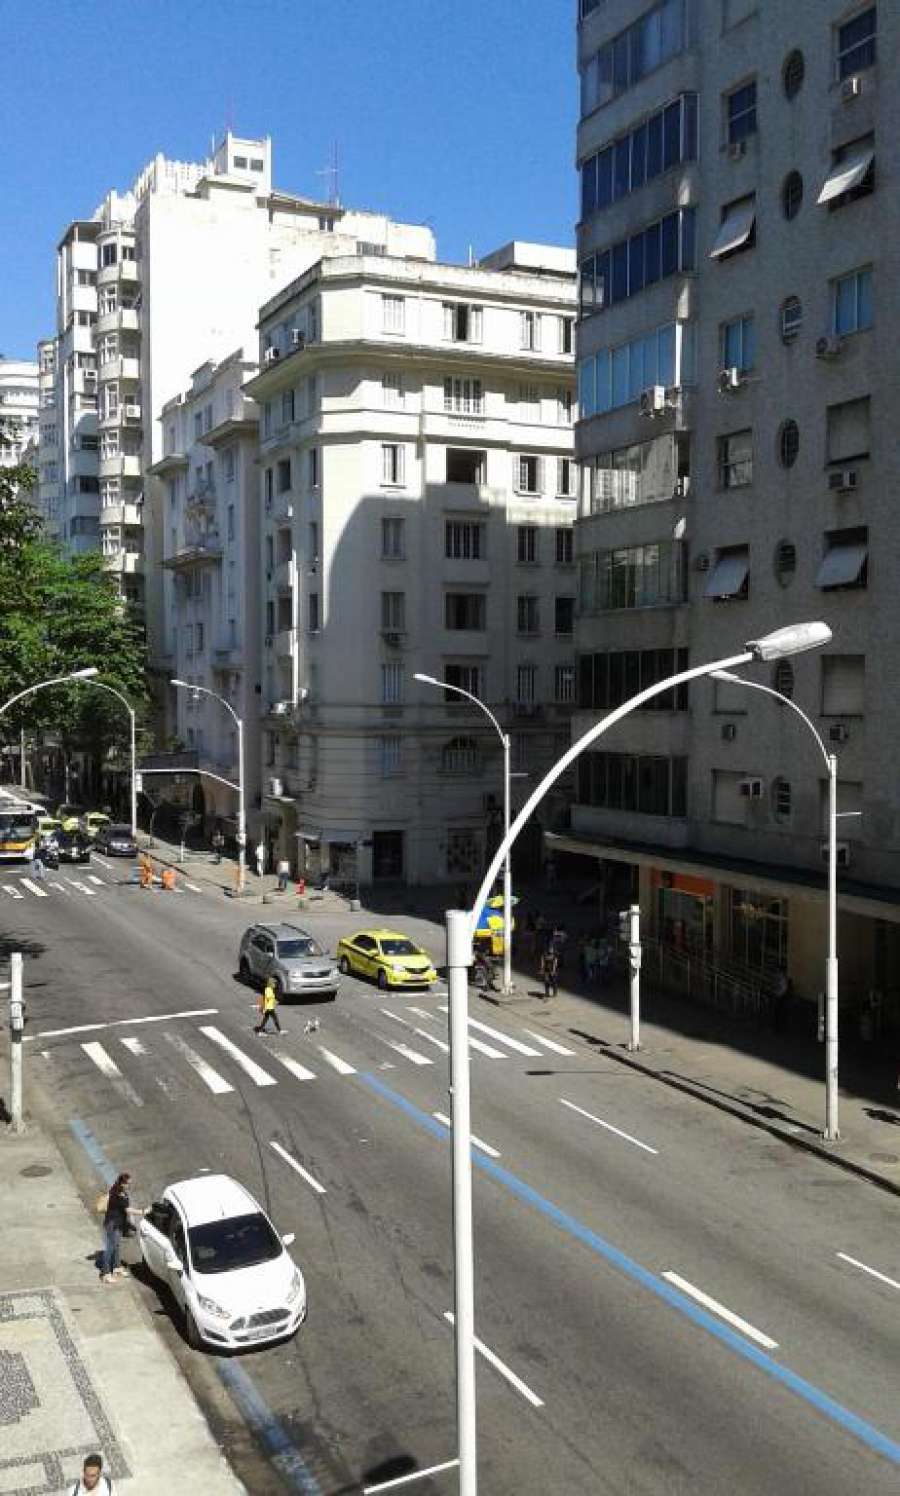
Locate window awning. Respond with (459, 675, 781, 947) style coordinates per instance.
(816, 542, 867, 589)
(709, 200, 756, 259)
(817, 144, 874, 204)
(705, 551, 749, 599)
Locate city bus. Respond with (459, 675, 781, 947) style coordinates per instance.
(0, 793, 38, 862)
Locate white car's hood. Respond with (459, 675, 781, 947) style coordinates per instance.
(192, 1250, 299, 1315)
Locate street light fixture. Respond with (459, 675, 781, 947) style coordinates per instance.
(414, 672, 514, 995)
(443, 621, 831, 1495)
(710, 667, 842, 1141)
(170, 679, 246, 893)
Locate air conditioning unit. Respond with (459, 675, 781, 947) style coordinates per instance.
(381, 630, 402, 648)
(828, 468, 858, 493)
(291, 329, 305, 349)
(268, 777, 284, 798)
(721, 722, 737, 742)
(264, 347, 280, 366)
(639, 385, 667, 417)
(694, 552, 710, 572)
(728, 140, 747, 160)
(124, 404, 141, 418)
(738, 777, 764, 799)
(841, 75, 863, 101)
(270, 700, 290, 716)
(821, 840, 851, 868)
(829, 723, 850, 744)
(717, 366, 743, 394)
(816, 335, 842, 360)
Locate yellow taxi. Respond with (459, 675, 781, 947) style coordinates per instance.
(81, 811, 111, 841)
(335, 928, 438, 990)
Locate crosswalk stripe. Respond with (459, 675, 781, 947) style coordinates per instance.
(184, 881, 203, 893)
(376, 1036, 433, 1067)
(521, 1029, 577, 1057)
(166, 1031, 234, 1094)
(88, 874, 105, 886)
(49, 881, 71, 894)
(272, 1052, 317, 1082)
(67, 880, 96, 897)
(381, 1008, 450, 1054)
(317, 1045, 355, 1076)
(20, 879, 48, 898)
(120, 1036, 147, 1056)
(2, 885, 24, 899)
(406, 1005, 506, 1058)
(81, 1041, 144, 1107)
(437, 1007, 541, 1057)
(269, 1139, 327, 1195)
(199, 1025, 277, 1086)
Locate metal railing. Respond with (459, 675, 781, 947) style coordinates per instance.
(640, 936, 770, 1024)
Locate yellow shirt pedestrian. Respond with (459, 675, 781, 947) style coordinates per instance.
(255, 978, 282, 1035)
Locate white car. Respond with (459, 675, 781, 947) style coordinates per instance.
(138, 1173, 307, 1350)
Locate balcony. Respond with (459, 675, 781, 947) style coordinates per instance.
(214, 632, 241, 662)
(97, 259, 140, 288)
(186, 481, 216, 516)
(100, 502, 143, 527)
(147, 449, 187, 476)
(270, 559, 292, 593)
(273, 627, 296, 659)
(99, 453, 142, 480)
(103, 549, 144, 576)
(265, 490, 293, 524)
(99, 355, 141, 384)
(162, 538, 222, 571)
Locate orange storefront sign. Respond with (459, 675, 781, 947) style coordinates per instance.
(651, 869, 716, 898)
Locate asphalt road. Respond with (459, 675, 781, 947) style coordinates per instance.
(3, 860, 900, 1495)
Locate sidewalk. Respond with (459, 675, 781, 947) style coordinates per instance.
(136, 832, 351, 912)
(0, 1114, 245, 1495)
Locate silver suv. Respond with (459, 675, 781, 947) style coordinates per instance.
(238, 922, 340, 1002)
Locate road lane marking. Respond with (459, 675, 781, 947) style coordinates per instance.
(317, 1045, 355, 1076)
(166, 1031, 234, 1094)
(2, 885, 24, 898)
(184, 881, 203, 892)
(443, 1311, 543, 1406)
(20, 878, 48, 898)
(199, 1025, 277, 1086)
(437, 1007, 540, 1056)
(272, 1053, 317, 1082)
(68, 879, 96, 897)
(661, 1272, 778, 1350)
(381, 1009, 451, 1054)
(522, 1029, 576, 1056)
(88, 874, 105, 886)
(406, 1006, 435, 1022)
(269, 1139, 326, 1195)
(364, 1459, 459, 1493)
(48, 880, 71, 894)
(403, 1005, 506, 1057)
(560, 1097, 658, 1156)
(120, 1036, 147, 1056)
(432, 1112, 501, 1158)
(837, 1252, 900, 1293)
(24, 1008, 220, 1042)
(81, 1041, 144, 1107)
(374, 1035, 433, 1066)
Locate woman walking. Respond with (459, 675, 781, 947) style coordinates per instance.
(100, 1173, 143, 1284)
(254, 976, 282, 1036)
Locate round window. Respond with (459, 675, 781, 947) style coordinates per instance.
(783, 50, 805, 100)
(778, 419, 800, 468)
(782, 171, 803, 221)
(772, 777, 792, 822)
(781, 297, 802, 343)
(773, 660, 795, 699)
(774, 540, 797, 586)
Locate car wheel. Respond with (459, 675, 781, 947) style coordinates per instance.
(239, 957, 252, 985)
(377, 968, 388, 990)
(184, 1305, 204, 1350)
(338, 956, 351, 976)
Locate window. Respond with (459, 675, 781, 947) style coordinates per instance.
(579, 93, 698, 220)
(781, 296, 803, 343)
(578, 648, 690, 711)
(442, 738, 479, 775)
(772, 778, 792, 822)
(774, 540, 797, 585)
(821, 655, 865, 716)
(308, 594, 319, 632)
(446, 827, 482, 875)
(445, 521, 483, 560)
(818, 136, 875, 209)
(835, 7, 876, 80)
(777, 420, 799, 469)
(381, 591, 406, 630)
(443, 302, 483, 343)
(782, 171, 804, 221)
(233, 155, 248, 169)
(381, 517, 405, 559)
(710, 194, 756, 260)
(443, 377, 483, 415)
(719, 430, 753, 488)
(517, 595, 540, 635)
(816, 528, 868, 590)
(223, 448, 235, 483)
(305, 374, 319, 416)
(578, 752, 687, 818)
(705, 545, 750, 600)
(826, 398, 870, 463)
(520, 311, 541, 351)
(382, 296, 405, 334)
(308, 521, 319, 568)
(381, 663, 403, 704)
(556, 527, 574, 565)
(516, 664, 537, 703)
(726, 81, 757, 144)
(720, 315, 755, 373)
(381, 443, 405, 485)
(227, 504, 235, 542)
(555, 597, 575, 635)
(250, 158, 264, 171)
(379, 737, 401, 776)
(264, 468, 274, 506)
(281, 389, 295, 424)
(578, 207, 696, 318)
(833, 268, 873, 336)
(555, 665, 576, 703)
(516, 455, 541, 494)
(277, 458, 291, 493)
(101, 243, 117, 267)
(581, 540, 686, 611)
(518, 383, 540, 418)
(308, 447, 319, 488)
(446, 448, 485, 485)
(579, 321, 693, 418)
(445, 593, 486, 631)
(772, 659, 794, 699)
(263, 402, 272, 438)
(517, 526, 538, 564)
(559, 317, 574, 354)
(581, 0, 690, 116)
(444, 664, 481, 700)
(557, 388, 574, 425)
(556, 458, 575, 498)
(783, 49, 805, 99)
(382, 373, 404, 408)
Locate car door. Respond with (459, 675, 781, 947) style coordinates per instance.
(139, 1200, 175, 1282)
(249, 932, 270, 981)
(351, 934, 375, 976)
(167, 1213, 190, 1310)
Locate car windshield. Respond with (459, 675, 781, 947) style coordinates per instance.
(58, 831, 83, 846)
(188, 1211, 283, 1274)
(108, 826, 132, 837)
(380, 938, 420, 957)
(276, 938, 322, 958)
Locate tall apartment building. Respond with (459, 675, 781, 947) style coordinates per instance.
(243, 242, 576, 886)
(35, 341, 62, 538)
(562, 1, 899, 1026)
(0, 358, 39, 469)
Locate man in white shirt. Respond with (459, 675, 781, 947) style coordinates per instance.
(68, 1452, 112, 1494)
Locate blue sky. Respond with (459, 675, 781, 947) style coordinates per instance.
(3, 0, 577, 360)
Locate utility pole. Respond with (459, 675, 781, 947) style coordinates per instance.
(10, 952, 24, 1132)
(620, 905, 641, 1051)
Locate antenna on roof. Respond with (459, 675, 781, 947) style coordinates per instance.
(315, 140, 340, 206)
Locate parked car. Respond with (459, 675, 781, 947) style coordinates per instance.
(238, 922, 340, 1001)
(56, 829, 91, 864)
(138, 1173, 306, 1351)
(335, 928, 438, 989)
(94, 822, 137, 857)
(80, 811, 111, 841)
(55, 803, 86, 832)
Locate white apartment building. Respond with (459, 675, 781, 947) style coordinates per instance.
(146, 351, 262, 839)
(0, 357, 39, 471)
(244, 243, 577, 887)
(564, 0, 899, 1029)
(36, 340, 61, 539)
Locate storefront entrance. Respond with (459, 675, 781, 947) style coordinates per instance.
(372, 829, 404, 881)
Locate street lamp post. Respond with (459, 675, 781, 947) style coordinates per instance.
(441, 622, 831, 1494)
(414, 673, 514, 995)
(170, 680, 245, 894)
(710, 669, 843, 1141)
